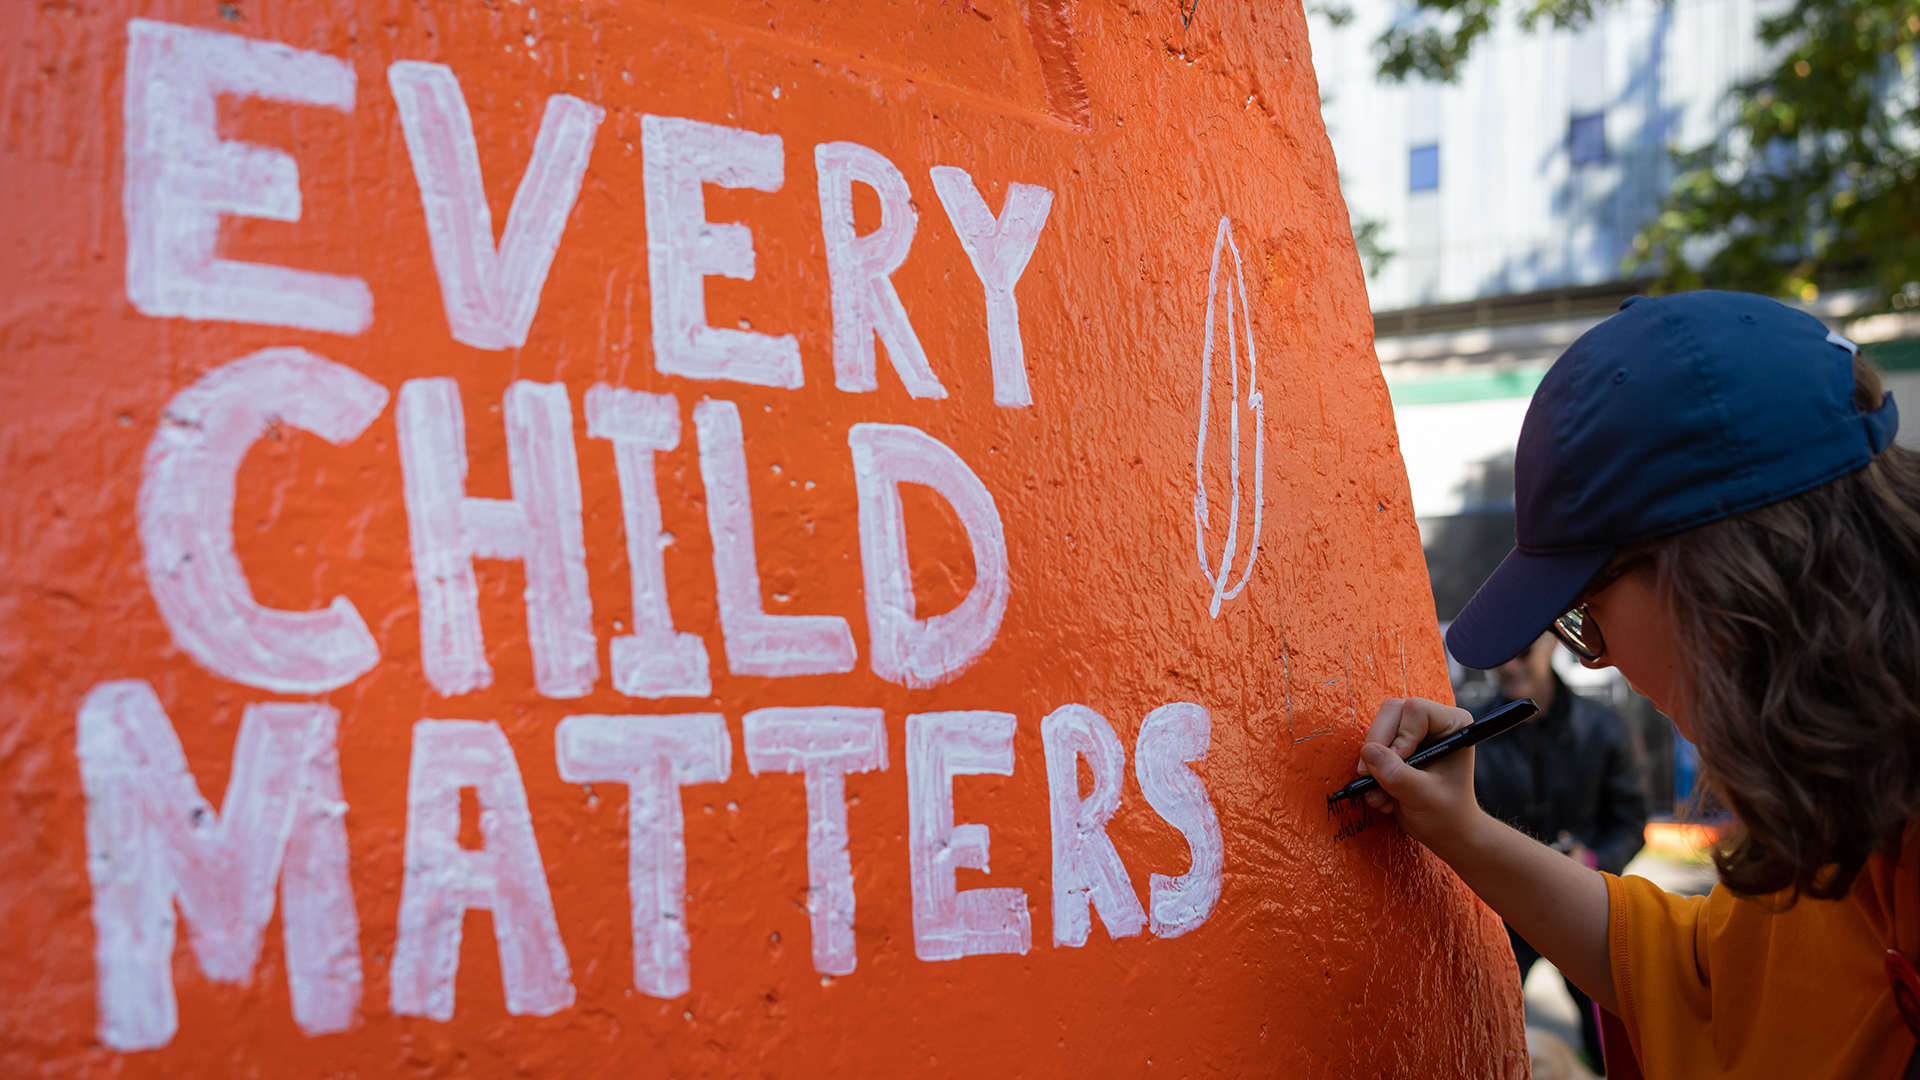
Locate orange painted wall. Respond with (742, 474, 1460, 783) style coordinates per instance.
(0, 1, 1525, 1076)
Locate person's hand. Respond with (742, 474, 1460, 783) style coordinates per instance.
(1355, 697, 1485, 853)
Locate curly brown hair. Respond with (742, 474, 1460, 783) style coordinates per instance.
(1636, 357, 1920, 901)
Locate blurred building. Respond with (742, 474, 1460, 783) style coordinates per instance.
(1309, 0, 1920, 811)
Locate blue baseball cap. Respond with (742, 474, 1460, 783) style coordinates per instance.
(1445, 290, 1901, 670)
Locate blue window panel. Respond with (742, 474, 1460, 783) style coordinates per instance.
(1569, 112, 1606, 166)
(1408, 143, 1440, 192)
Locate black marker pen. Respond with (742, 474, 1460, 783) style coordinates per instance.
(1326, 697, 1539, 804)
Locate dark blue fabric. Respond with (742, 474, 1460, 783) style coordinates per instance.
(1447, 290, 1899, 669)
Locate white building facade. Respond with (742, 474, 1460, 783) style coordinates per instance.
(1311, 0, 1776, 313)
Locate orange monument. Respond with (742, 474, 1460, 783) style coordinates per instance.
(0, 2, 1525, 1075)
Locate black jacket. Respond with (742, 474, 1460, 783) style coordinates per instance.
(1472, 677, 1648, 876)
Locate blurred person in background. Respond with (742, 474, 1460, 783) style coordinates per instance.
(1476, 632, 1648, 1073)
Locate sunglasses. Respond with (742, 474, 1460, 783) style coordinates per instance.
(1548, 556, 1646, 664)
(1551, 604, 1606, 664)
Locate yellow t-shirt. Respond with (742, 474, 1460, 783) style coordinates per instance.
(1605, 827, 1920, 1079)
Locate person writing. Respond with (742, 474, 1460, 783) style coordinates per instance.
(1475, 632, 1647, 1070)
(1355, 291, 1920, 1078)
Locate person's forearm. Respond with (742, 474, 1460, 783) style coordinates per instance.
(1425, 810, 1617, 1014)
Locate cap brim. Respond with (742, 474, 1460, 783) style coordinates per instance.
(1445, 546, 1615, 669)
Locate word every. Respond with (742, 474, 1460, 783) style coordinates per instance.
(123, 19, 1051, 405)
